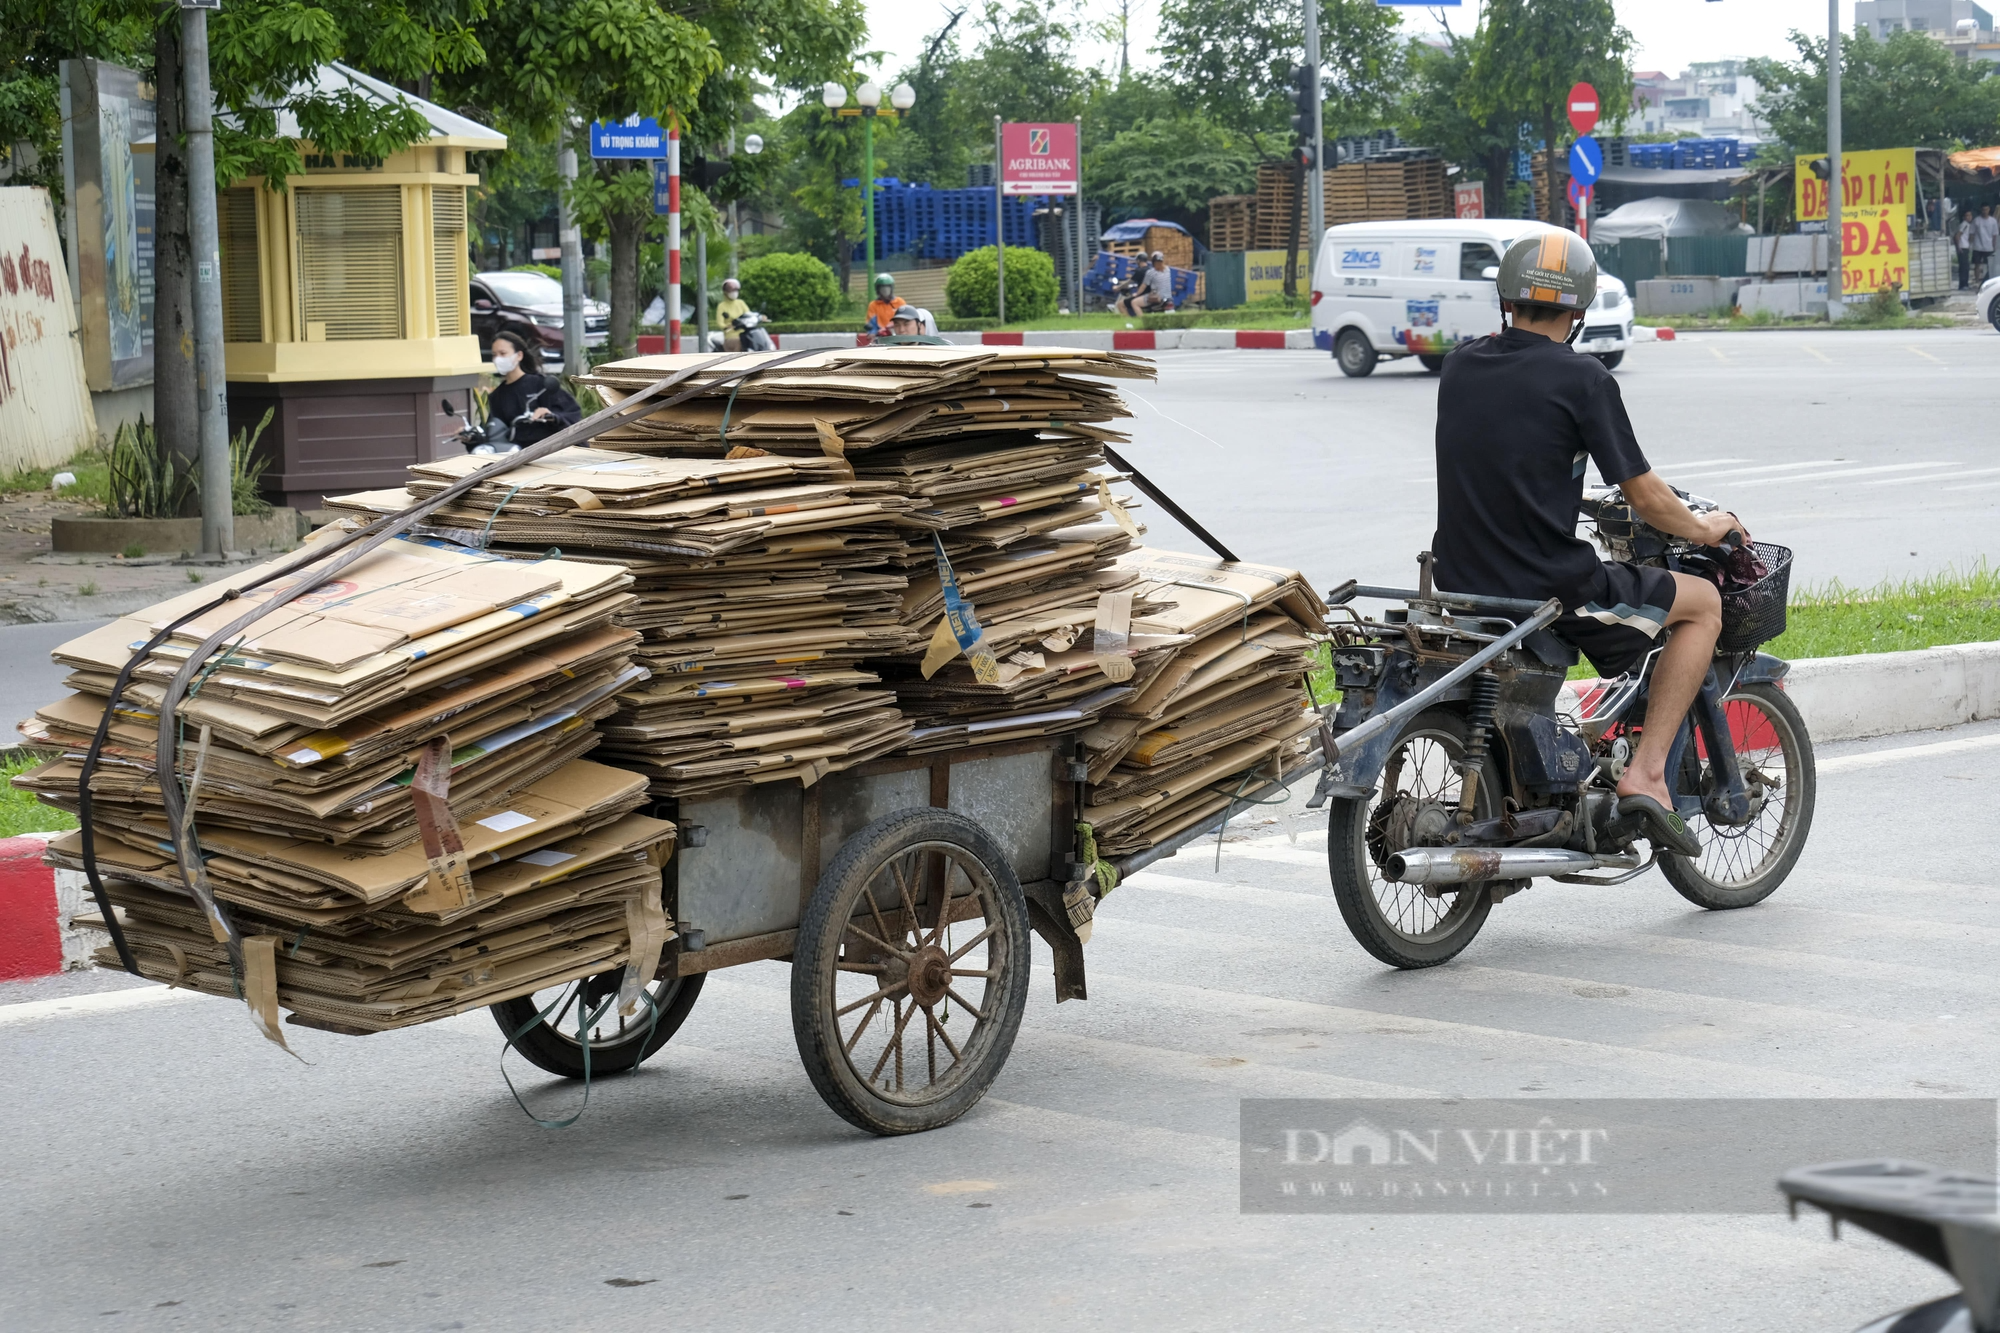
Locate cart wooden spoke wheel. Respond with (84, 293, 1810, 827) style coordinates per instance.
(792, 808, 1031, 1135)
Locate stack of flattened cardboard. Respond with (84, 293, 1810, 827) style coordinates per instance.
(324, 446, 917, 796)
(567, 348, 1165, 756)
(578, 347, 1152, 457)
(1078, 550, 1329, 857)
(17, 533, 679, 1033)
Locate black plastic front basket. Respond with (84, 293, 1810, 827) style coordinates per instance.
(1715, 542, 1792, 653)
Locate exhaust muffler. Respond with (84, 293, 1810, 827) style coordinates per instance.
(1385, 847, 1609, 885)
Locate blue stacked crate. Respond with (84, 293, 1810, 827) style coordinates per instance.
(848, 184, 1059, 262)
(1629, 143, 1675, 169)
(1670, 138, 1742, 169)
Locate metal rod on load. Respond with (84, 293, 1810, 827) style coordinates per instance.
(1100, 445, 1239, 563)
(137, 351, 820, 974)
(1343, 584, 1548, 617)
(1325, 598, 1561, 765)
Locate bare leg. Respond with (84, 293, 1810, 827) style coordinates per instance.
(1616, 572, 1722, 807)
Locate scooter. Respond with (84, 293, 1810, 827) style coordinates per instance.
(1311, 487, 1812, 968)
(440, 397, 544, 457)
(706, 309, 775, 353)
(1782, 1159, 1999, 1332)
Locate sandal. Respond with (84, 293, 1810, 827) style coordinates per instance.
(1618, 794, 1703, 858)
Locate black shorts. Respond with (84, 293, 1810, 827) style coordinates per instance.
(1553, 561, 1678, 677)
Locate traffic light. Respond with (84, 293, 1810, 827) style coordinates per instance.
(1807, 156, 1832, 180)
(1290, 143, 1317, 169)
(687, 157, 732, 191)
(1289, 63, 1318, 141)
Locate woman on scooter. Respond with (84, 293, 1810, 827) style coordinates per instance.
(486, 332, 581, 447)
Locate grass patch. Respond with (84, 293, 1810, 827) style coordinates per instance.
(0, 752, 74, 838)
(0, 450, 112, 507)
(1766, 563, 2000, 659)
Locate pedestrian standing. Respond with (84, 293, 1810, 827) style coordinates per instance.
(1975, 206, 1999, 286)
(1956, 212, 1974, 290)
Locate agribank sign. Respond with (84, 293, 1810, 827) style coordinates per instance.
(1000, 122, 1079, 195)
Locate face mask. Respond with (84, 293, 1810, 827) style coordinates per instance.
(492, 353, 518, 374)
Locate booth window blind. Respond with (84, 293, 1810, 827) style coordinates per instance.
(218, 189, 262, 342)
(432, 186, 467, 336)
(296, 187, 403, 340)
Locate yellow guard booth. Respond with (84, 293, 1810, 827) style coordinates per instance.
(218, 65, 502, 509)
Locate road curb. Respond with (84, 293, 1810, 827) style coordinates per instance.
(6, 640, 1991, 979)
(1785, 640, 2000, 742)
(634, 330, 1324, 354)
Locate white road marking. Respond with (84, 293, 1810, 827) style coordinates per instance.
(1868, 466, 2000, 486)
(1819, 732, 2000, 774)
(1646, 457, 1752, 471)
(1729, 462, 1954, 486)
(1805, 346, 1832, 362)
(0, 985, 192, 1025)
(1668, 459, 1841, 481)
(1907, 345, 1945, 364)
(1122, 871, 1332, 908)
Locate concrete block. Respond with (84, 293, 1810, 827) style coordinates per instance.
(1735, 280, 1828, 318)
(1635, 277, 1753, 318)
(50, 508, 300, 556)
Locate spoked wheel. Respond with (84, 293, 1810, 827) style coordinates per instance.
(792, 808, 1030, 1136)
(1661, 682, 1816, 909)
(1328, 709, 1498, 969)
(489, 967, 705, 1078)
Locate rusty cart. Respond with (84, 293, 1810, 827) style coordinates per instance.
(490, 732, 1326, 1136)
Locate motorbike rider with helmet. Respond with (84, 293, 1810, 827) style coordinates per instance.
(483, 332, 581, 449)
(1431, 230, 1749, 857)
(715, 278, 751, 347)
(865, 272, 906, 335)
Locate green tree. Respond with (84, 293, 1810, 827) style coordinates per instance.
(1155, 0, 1407, 152)
(1464, 0, 1633, 223)
(1747, 27, 2000, 154)
(1085, 115, 1257, 234)
(1397, 32, 1520, 223)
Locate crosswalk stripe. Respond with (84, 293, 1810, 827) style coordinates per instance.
(1868, 465, 2000, 485)
(0, 986, 190, 1025)
(1819, 732, 2000, 773)
(1122, 871, 1334, 908)
(1730, 462, 1952, 486)
(1667, 459, 1839, 480)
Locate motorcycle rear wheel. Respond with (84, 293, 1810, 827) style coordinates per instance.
(1660, 682, 1815, 910)
(1328, 709, 1497, 969)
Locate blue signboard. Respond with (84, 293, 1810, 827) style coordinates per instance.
(591, 117, 666, 159)
(1568, 135, 1603, 186)
(654, 161, 673, 215)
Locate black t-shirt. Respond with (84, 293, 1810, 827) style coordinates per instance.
(1432, 327, 1650, 606)
(487, 373, 581, 446)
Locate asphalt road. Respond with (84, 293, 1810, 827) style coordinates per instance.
(1124, 327, 2000, 594)
(0, 619, 106, 740)
(7, 718, 1999, 1332)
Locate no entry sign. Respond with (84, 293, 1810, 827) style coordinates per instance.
(1568, 83, 1600, 137)
(1000, 122, 1079, 195)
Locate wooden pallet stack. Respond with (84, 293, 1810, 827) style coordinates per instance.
(1104, 224, 1195, 269)
(1207, 195, 1256, 251)
(1254, 163, 1300, 249)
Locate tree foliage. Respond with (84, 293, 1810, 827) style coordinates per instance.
(1465, 0, 1631, 222)
(1747, 27, 2000, 154)
(1398, 33, 1522, 221)
(1085, 117, 1257, 229)
(1155, 0, 1407, 150)
(738, 249, 841, 319)
(945, 244, 1058, 320)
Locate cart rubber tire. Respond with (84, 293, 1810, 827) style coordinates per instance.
(1417, 354, 1447, 373)
(1327, 708, 1497, 969)
(1593, 350, 1625, 369)
(791, 807, 1031, 1136)
(1336, 328, 1379, 377)
(490, 969, 705, 1079)
(1660, 682, 1816, 910)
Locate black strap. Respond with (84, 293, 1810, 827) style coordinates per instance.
(1100, 445, 1239, 563)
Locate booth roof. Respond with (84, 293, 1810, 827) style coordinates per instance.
(272, 63, 506, 151)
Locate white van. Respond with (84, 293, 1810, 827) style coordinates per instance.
(1311, 218, 1634, 377)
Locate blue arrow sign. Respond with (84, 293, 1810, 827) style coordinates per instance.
(591, 117, 666, 159)
(1569, 135, 1603, 186)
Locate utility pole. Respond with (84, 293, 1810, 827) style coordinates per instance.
(1303, 0, 1325, 285)
(1826, 0, 1844, 320)
(994, 115, 1006, 324)
(726, 127, 739, 280)
(179, 0, 230, 556)
(559, 127, 584, 375)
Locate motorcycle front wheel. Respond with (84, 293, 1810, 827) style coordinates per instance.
(1660, 682, 1816, 910)
(1328, 709, 1498, 969)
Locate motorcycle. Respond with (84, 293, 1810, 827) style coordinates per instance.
(1781, 1159, 1998, 1332)
(1310, 486, 1814, 968)
(707, 309, 775, 353)
(440, 396, 544, 457)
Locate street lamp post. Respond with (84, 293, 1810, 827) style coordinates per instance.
(823, 80, 916, 302)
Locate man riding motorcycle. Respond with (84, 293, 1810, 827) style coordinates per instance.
(715, 278, 751, 348)
(1431, 230, 1750, 858)
(864, 272, 906, 336)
